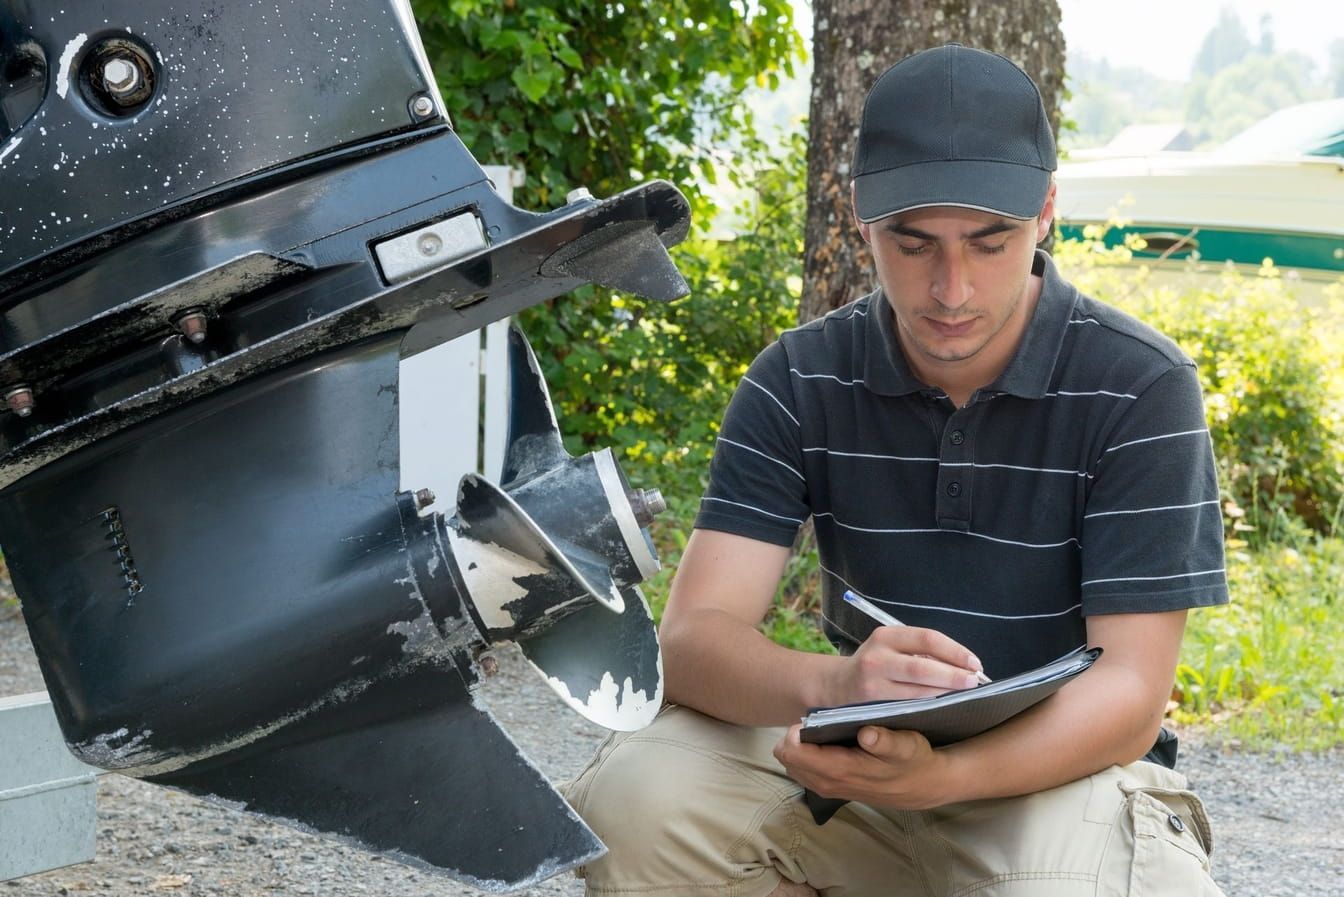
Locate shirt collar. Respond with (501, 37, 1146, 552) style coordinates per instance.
(861, 250, 1077, 400)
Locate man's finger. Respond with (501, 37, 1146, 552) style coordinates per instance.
(857, 726, 925, 762)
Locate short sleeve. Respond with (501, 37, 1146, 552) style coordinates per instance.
(693, 341, 810, 546)
(1080, 363, 1229, 613)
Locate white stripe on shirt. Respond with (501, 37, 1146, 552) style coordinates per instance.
(741, 376, 800, 427)
(1084, 499, 1221, 520)
(813, 512, 1080, 549)
(801, 447, 938, 462)
(1081, 568, 1226, 587)
(820, 564, 1084, 620)
(717, 436, 805, 481)
(1045, 389, 1139, 400)
(789, 368, 864, 386)
(942, 461, 1094, 478)
(800, 450, 1092, 477)
(700, 496, 805, 524)
(1104, 428, 1209, 454)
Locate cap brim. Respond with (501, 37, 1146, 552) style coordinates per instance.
(853, 159, 1051, 223)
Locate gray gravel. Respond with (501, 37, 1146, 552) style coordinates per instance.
(3, 602, 1342, 895)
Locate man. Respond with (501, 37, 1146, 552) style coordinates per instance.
(566, 44, 1228, 896)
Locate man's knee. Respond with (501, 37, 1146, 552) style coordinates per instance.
(563, 707, 802, 893)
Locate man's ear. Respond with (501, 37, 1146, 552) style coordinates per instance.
(1035, 180, 1057, 244)
(851, 182, 872, 244)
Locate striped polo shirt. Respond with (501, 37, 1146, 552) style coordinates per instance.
(695, 251, 1229, 678)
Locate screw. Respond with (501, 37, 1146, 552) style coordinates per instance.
(4, 385, 34, 418)
(410, 95, 435, 119)
(176, 310, 208, 344)
(565, 187, 593, 204)
(101, 57, 140, 96)
(414, 488, 436, 510)
(416, 232, 443, 257)
(628, 488, 666, 526)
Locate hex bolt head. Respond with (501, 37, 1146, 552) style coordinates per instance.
(410, 95, 435, 119)
(565, 186, 594, 204)
(4, 386, 34, 418)
(101, 57, 141, 96)
(628, 488, 667, 526)
(414, 488, 436, 510)
(176, 311, 208, 344)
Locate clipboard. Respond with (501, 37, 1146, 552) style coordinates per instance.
(798, 646, 1101, 823)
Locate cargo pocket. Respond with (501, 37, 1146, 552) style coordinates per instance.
(1120, 783, 1219, 895)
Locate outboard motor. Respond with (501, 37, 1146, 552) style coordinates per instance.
(0, 0, 689, 889)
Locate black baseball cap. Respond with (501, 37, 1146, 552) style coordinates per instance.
(852, 44, 1056, 223)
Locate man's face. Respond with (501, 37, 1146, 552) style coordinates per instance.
(856, 189, 1054, 374)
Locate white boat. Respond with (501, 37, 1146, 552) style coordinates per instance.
(1055, 99, 1344, 295)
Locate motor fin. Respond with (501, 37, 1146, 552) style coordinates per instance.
(519, 586, 662, 732)
(540, 220, 690, 303)
(148, 665, 603, 892)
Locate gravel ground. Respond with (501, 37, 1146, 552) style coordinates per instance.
(3, 602, 1342, 896)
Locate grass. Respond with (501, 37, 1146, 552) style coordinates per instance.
(1175, 519, 1344, 750)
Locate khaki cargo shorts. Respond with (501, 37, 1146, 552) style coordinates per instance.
(562, 705, 1223, 897)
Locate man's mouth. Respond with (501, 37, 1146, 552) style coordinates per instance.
(926, 317, 976, 337)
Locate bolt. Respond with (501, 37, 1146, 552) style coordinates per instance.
(565, 186, 593, 204)
(4, 385, 34, 418)
(410, 95, 435, 119)
(176, 310, 208, 344)
(101, 57, 140, 96)
(416, 232, 443, 257)
(479, 654, 500, 677)
(414, 488, 436, 510)
(628, 488, 666, 526)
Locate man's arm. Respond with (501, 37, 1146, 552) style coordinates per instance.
(772, 608, 1187, 809)
(660, 528, 989, 728)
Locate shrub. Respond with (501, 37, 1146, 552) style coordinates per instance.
(1054, 235, 1344, 540)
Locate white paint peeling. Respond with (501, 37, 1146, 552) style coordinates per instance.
(545, 670, 657, 731)
(71, 725, 156, 768)
(56, 33, 89, 99)
(446, 526, 549, 631)
(0, 137, 21, 165)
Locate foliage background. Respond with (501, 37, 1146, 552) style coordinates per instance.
(412, 0, 803, 501)
(405, 3, 1344, 748)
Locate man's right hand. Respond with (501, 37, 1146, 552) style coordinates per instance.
(821, 625, 986, 706)
(658, 529, 986, 727)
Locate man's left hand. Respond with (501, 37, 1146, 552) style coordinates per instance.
(772, 724, 955, 810)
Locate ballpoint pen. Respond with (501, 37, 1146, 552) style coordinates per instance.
(842, 589, 992, 684)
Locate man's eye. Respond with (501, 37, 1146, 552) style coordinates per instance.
(976, 243, 1008, 255)
(897, 244, 927, 256)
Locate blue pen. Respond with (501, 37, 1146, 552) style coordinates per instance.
(843, 590, 991, 684)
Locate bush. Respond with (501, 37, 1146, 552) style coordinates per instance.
(526, 130, 808, 507)
(1055, 235, 1344, 540)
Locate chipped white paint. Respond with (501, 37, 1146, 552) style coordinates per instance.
(56, 34, 89, 99)
(70, 725, 155, 768)
(0, 137, 20, 165)
(445, 526, 547, 631)
(544, 670, 657, 731)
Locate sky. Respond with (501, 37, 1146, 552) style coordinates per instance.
(1057, 0, 1338, 82)
(790, 2, 1339, 83)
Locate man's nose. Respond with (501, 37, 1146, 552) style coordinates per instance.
(931, 249, 973, 310)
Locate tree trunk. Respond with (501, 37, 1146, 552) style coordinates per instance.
(800, 0, 1066, 323)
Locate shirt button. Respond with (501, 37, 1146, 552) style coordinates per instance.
(946, 482, 961, 497)
(950, 429, 965, 445)
(1168, 814, 1186, 834)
